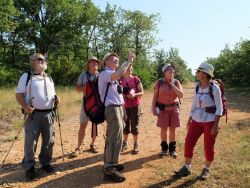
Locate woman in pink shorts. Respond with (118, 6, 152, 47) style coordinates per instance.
(152, 64, 183, 158)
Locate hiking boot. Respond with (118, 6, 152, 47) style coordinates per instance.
(42, 165, 54, 173)
(103, 167, 126, 182)
(113, 164, 124, 171)
(174, 165, 191, 177)
(25, 166, 38, 180)
(121, 142, 128, 152)
(90, 144, 98, 153)
(161, 141, 168, 158)
(132, 142, 139, 154)
(199, 168, 210, 180)
(169, 141, 178, 159)
(102, 164, 124, 173)
(161, 150, 168, 158)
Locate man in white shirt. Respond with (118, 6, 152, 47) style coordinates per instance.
(98, 52, 135, 182)
(16, 53, 60, 180)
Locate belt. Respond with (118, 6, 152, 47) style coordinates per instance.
(34, 108, 54, 113)
(107, 104, 122, 108)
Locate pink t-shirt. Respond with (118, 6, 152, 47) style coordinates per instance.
(121, 76, 141, 109)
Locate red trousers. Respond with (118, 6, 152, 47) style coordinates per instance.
(184, 119, 218, 161)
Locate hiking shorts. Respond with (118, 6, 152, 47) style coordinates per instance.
(157, 107, 181, 129)
(124, 105, 141, 135)
(80, 103, 89, 125)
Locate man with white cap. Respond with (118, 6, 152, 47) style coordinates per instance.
(98, 52, 135, 182)
(73, 56, 101, 156)
(174, 62, 223, 181)
(16, 53, 60, 180)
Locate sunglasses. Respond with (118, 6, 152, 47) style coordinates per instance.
(35, 58, 48, 63)
(108, 56, 119, 62)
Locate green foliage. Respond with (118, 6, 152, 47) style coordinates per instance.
(153, 48, 194, 83)
(0, 66, 20, 86)
(132, 55, 156, 89)
(0, 0, 192, 89)
(205, 40, 250, 87)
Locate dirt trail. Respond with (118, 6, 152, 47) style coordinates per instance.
(0, 85, 249, 188)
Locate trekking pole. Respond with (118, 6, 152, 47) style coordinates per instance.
(1, 126, 23, 167)
(56, 107, 65, 161)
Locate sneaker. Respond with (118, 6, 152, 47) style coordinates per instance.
(25, 166, 37, 180)
(121, 142, 128, 152)
(174, 165, 191, 177)
(42, 165, 54, 173)
(169, 151, 178, 159)
(103, 167, 126, 182)
(199, 168, 210, 180)
(132, 142, 139, 154)
(161, 150, 167, 158)
(90, 144, 98, 153)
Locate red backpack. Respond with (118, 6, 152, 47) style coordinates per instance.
(83, 72, 110, 125)
(196, 79, 228, 123)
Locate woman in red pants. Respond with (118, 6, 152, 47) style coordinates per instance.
(175, 62, 223, 180)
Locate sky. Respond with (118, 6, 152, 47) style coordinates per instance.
(92, 0, 250, 72)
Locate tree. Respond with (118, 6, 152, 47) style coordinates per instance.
(154, 48, 194, 83)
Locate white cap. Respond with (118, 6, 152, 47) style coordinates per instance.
(162, 64, 175, 72)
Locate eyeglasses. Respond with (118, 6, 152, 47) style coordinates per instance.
(165, 68, 175, 73)
(108, 56, 119, 62)
(35, 58, 48, 63)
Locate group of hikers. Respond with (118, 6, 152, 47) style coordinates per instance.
(15, 52, 223, 183)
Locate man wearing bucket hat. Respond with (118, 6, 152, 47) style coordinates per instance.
(174, 62, 223, 181)
(152, 63, 183, 158)
(16, 53, 60, 180)
(98, 51, 136, 182)
(73, 56, 101, 156)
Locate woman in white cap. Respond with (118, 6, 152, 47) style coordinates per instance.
(73, 56, 101, 156)
(151, 64, 183, 158)
(174, 62, 223, 180)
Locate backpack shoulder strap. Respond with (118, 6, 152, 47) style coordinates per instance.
(195, 83, 199, 94)
(26, 71, 31, 87)
(103, 83, 110, 104)
(209, 82, 214, 100)
(173, 79, 181, 104)
(86, 71, 91, 81)
(157, 78, 164, 99)
(134, 76, 139, 91)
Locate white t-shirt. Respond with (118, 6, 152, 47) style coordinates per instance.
(190, 83, 223, 122)
(16, 72, 56, 109)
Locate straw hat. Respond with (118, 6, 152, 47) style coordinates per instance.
(196, 63, 214, 77)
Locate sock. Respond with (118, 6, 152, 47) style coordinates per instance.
(205, 166, 210, 170)
(185, 164, 191, 170)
